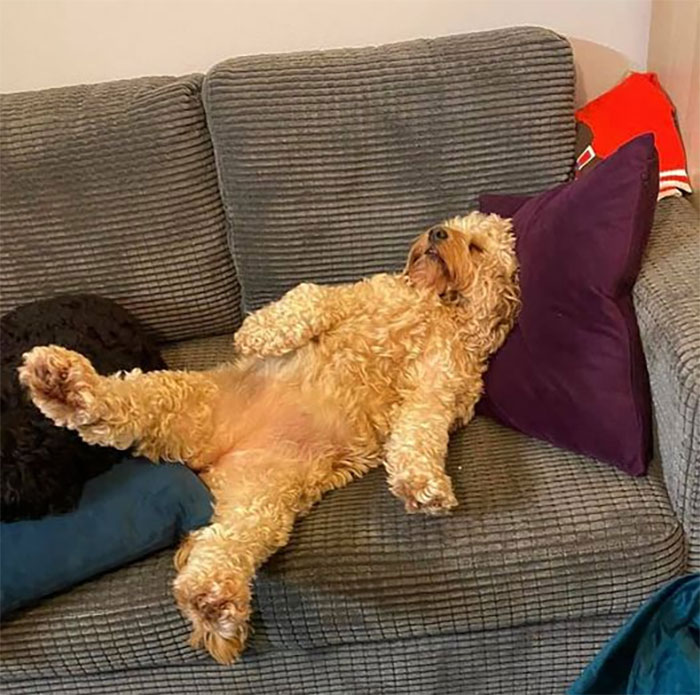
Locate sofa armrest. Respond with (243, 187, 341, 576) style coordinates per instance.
(633, 197, 700, 569)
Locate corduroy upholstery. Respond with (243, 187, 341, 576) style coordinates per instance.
(204, 27, 575, 313)
(162, 332, 236, 371)
(633, 198, 700, 570)
(0, 606, 628, 695)
(1, 26, 698, 695)
(0, 75, 241, 343)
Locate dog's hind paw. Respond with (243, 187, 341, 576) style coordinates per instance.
(389, 470, 458, 515)
(18, 345, 101, 428)
(174, 571, 251, 665)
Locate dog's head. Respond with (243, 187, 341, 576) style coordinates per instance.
(405, 212, 520, 343)
(405, 212, 517, 297)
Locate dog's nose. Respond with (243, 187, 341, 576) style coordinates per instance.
(429, 228, 448, 243)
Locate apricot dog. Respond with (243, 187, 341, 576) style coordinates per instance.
(19, 212, 519, 664)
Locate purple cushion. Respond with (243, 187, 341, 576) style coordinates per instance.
(478, 134, 658, 475)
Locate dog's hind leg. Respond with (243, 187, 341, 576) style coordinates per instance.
(18, 345, 221, 468)
(172, 442, 356, 664)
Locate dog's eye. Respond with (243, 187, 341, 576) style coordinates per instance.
(469, 242, 483, 254)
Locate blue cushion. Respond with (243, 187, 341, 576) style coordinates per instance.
(0, 458, 213, 616)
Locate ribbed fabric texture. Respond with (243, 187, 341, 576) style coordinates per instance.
(0, 610, 625, 694)
(0, 76, 241, 342)
(162, 332, 235, 371)
(204, 27, 575, 313)
(633, 198, 700, 570)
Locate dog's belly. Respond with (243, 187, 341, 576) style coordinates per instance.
(209, 362, 356, 473)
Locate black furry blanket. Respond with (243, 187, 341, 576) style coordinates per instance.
(1, 295, 166, 521)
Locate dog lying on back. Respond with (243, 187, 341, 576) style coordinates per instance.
(1, 295, 165, 521)
(20, 211, 519, 663)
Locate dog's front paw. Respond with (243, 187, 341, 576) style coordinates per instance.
(233, 323, 303, 358)
(18, 346, 101, 428)
(233, 326, 264, 357)
(389, 470, 458, 515)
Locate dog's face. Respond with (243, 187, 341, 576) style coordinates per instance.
(405, 211, 518, 302)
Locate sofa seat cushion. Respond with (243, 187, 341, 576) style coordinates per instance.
(161, 332, 235, 370)
(0, 336, 684, 678)
(1, 611, 629, 694)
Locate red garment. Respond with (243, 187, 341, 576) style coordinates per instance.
(575, 73, 692, 200)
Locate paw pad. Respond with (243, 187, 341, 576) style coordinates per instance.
(390, 471, 458, 515)
(18, 346, 99, 427)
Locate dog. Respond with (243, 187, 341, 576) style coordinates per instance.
(1, 294, 165, 521)
(19, 211, 519, 663)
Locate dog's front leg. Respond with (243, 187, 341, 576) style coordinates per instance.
(383, 340, 477, 515)
(234, 282, 352, 357)
(384, 389, 460, 515)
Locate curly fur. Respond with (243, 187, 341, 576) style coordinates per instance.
(1, 295, 166, 521)
(19, 212, 519, 663)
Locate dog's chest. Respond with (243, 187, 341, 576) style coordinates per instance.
(312, 300, 435, 379)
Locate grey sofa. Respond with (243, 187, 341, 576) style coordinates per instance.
(1, 27, 698, 694)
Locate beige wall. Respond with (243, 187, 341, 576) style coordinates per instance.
(647, 0, 700, 208)
(1, 0, 651, 106)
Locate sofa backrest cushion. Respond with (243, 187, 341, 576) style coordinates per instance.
(204, 27, 575, 313)
(0, 75, 241, 342)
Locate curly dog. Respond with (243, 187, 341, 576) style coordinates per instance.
(19, 212, 519, 663)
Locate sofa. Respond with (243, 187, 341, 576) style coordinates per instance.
(0, 26, 697, 694)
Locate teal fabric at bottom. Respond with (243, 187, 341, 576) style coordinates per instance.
(569, 574, 700, 694)
(0, 458, 213, 616)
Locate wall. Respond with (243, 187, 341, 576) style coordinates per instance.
(647, 0, 700, 208)
(0, 0, 651, 106)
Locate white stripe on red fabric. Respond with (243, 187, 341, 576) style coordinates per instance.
(659, 169, 689, 179)
(659, 180, 693, 193)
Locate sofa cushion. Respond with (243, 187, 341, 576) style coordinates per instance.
(0, 75, 241, 342)
(161, 332, 235, 371)
(0, 459, 213, 617)
(203, 27, 575, 313)
(478, 135, 658, 475)
(0, 330, 684, 678)
(0, 597, 626, 694)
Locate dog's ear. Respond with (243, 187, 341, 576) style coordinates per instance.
(485, 216, 520, 351)
(492, 282, 520, 349)
(483, 214, 517, 281)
